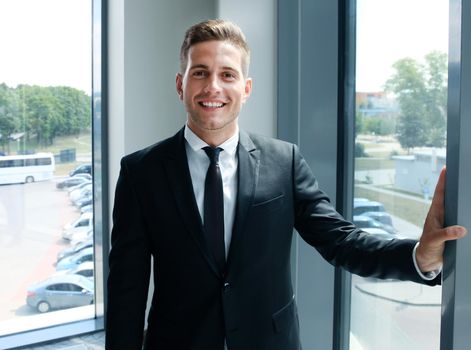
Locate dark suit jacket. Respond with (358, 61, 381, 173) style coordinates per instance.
(106, 128, 437, 350)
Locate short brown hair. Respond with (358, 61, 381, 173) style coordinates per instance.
(179, 19, 251, 76)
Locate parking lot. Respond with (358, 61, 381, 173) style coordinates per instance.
(0, 179, 81, 330)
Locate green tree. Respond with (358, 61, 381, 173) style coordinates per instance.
(424, 51, 447, 147)
(1, 83, 90, 149)
(385, 58, 427, 151)
(355, 112, 365, 134)
(49, 86, 91, 135)
(12, 84, 91, 147)
(363, 116, 396, 136)
(385, 52, 448, 150)
(0, 83, 21, 152)
(20, 85, 61, 147)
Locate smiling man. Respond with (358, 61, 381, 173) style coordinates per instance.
(106, 19, 467, 350)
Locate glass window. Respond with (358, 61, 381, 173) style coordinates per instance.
(47, 284, 64, 292)
(37, 157, 52, 166)
(0, 0, 94, 339)
(77, 219, 89, 227)
(66, 284, 85, 293)
(77, 270, 93, 278)
(81, 254, 93, 263)
(350, 0, 448, 349)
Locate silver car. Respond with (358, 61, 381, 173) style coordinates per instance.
(26, 274, 94, 313)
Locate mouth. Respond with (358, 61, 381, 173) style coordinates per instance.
(198, 101, 227, 109)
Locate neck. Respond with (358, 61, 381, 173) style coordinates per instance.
(186, 122, 238, 147)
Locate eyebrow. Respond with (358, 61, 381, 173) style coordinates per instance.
(221, 66, 238, 73)
(189, 64, 239, 73)
(189, 64, 209, 70)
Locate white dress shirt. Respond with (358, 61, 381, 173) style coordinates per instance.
(184, 125, 239, 259)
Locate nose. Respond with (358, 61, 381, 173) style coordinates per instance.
(203, 75, 221, 94)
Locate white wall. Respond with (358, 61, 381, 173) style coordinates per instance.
(108, 0, 125, 191)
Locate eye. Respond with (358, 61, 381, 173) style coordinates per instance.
(192, 70, 207, 78)
(222, 72, 237, 80)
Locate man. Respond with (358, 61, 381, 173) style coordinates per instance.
(106, 19, 467, 350)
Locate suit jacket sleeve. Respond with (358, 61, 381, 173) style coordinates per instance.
(291, 144, 438, 285)
(106, 157, 152, 349)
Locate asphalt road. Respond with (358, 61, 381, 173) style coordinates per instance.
(0, 180, 79, 327)
(351, 275, 441, 350)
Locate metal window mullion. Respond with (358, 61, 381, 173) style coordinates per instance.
(333, 0, 356, 349)
(441, 0, 471, 349)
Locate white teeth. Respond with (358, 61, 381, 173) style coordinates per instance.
(201, 101, 224, 108)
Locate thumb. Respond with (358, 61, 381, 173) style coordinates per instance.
(422, 225, 467, 245)
(441, 225, 468, 241)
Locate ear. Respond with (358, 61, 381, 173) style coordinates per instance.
(242, 77, 253, 103)
(176, 73, 183, 100)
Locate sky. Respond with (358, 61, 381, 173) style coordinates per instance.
(356, 0, 449, 92)
(0, 0, 449, 94)
(0, 0, 92, 94)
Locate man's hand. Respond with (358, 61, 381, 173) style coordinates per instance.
(416, 167, 467, 273)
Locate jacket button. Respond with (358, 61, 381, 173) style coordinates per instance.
(223, 282, 231, 292)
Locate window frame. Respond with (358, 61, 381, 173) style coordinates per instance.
(278, 0, 342, 349)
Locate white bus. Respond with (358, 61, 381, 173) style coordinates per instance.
(0, 153, 55, 185)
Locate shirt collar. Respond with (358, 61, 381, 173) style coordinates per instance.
(184, 124, 239, 156)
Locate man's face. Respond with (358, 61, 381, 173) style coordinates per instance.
(176, 40, 252, 141)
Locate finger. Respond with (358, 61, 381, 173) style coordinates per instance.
(430, 166, 446, 212)
(425, 167, 447, 230)
(424, 225, 468, 246)
(443, 225, 468, 240)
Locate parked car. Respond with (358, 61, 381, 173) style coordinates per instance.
(353, 200, 386, 216)
(62, 212, 93, 241)
(67, 180, 92, 194)
(56, 247, 94, 271)
(70, 231, 94, 247)
(69, 228, 94, 245)
(69, 164, 92, 177)
(70, 183, 93, 204)
(80, 204, 93, 214)
(55, 261, 94, 280)
(75, 194, 93, 208)
(354, 215, 387, 231)
(71, 173, 92, 181)
(26, 274, 94, 313)
(56, 176, 89, 190)
(362, 227, 394, 239)
(362, 211, 397, 234)
(57, 239, 93, 262)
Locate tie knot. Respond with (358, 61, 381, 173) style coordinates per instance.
(203, 146, 223, 164)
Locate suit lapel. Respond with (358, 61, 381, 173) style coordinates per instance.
(163, 128, 221, 278)
(227, 131, 259, 268)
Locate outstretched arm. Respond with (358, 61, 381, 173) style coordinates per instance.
(415, 167, 467, 273)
